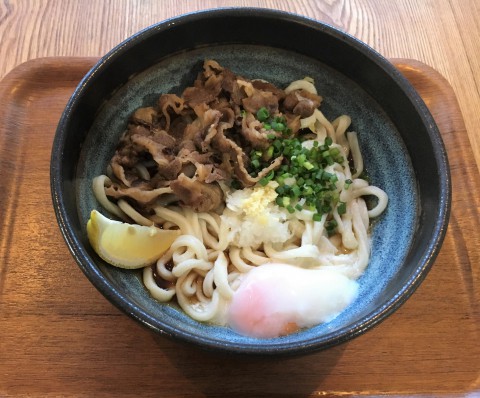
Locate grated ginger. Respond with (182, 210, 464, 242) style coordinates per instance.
(223, 184, 291, 248)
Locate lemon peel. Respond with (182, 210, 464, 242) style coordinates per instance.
(87, 210, 179, 269)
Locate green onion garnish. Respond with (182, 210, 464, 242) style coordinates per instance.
(244, 127, 357, 234)
(256, 107, 270, 122)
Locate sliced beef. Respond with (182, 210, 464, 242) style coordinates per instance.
(211, 121, 283, 187)
(240, 112, 270, 149)
(242, 90, 279, 115)
(104, 59, 321, 214)
(170, 174, 223, 212)
(129, 135, 181, 181)
(157, 94, 185, 131)
(131, 106, 157, 125)
(282, 89, 322, 118)
(195, 163, 229, 183)
(285, 113, 301, 135)
(104, 185, 173, 205)
(252, 80, 285, 100)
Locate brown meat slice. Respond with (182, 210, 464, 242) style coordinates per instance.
(131, 107, 157, 125)
(182, 65, 223, 107)
(282, 89, 322, 118)
(252, 80, 286, 101)
(105, 185, 173, 205)
(239, 112, 270, 149)
(170, 174, 223, 212)
(212, 121, 283, 187)
(194, 163, 229, 183)
(129, 134, 182, 181)
(183, 104, 221, 152)
(157, 94, 185, 131)
(242, 90, 279, 115)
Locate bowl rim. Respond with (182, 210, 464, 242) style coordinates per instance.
(51, 7, 451, 355)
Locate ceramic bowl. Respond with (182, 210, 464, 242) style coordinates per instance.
(50, 8, 451, 355)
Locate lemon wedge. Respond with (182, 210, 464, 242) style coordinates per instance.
(87, 210, 179, 269)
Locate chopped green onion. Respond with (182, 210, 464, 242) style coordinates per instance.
(321, 204, 332, 213)
(273, 140, 282, 150)
(258, 177, 268, 186)
(263, 146, 274, 160)
(297, 153, 306, 164)
(326, 220, 338, 229)
(248, 130, 356, 224)
(330, 147, 340, 156)
(303, 161, 314, 170)
(272, 121, 285, 132)
(322, 172, 333, 181)
(303, 186, 313, 196)
(282, 197, 291, 207)
(256, 107, 270, 122)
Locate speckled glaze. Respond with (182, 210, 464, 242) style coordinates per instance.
(51, 8, 451, 355)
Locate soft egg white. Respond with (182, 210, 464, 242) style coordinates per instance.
(228, 263, 359, 338)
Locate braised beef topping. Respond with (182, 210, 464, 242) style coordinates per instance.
(105, 59, 318, 213)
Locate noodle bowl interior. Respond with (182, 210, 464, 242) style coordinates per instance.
(91, 60, 388, 338)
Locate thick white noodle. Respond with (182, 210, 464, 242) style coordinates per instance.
(171, 258, 212, 278)
(92, 175, 128, 220)
(143, 267, 176, 302)
(348, 132, 364, 178)
(353, 186, 389, 217)
(241, 247, 270, 266)
(229, 247, 255, 273)
(313, 109, 336, 141)
(134, 163, 150, 181)
(213, 252, 234, 300)
(202, 269, 215, 298)
(117, 199, 154, 226)
(284, 79, 317, 94)
(264, 243, 322, 264)
(332, 115, 351, 153)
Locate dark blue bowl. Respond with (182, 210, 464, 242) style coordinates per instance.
(50, 8, 451, 355)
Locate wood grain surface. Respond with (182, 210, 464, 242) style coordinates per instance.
(0, 57, 478, 397)
(1, 0, 479, 174)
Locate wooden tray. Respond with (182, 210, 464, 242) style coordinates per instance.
(0, 57, 478, 397)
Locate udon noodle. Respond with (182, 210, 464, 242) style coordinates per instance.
(92, 60, 388, 335)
